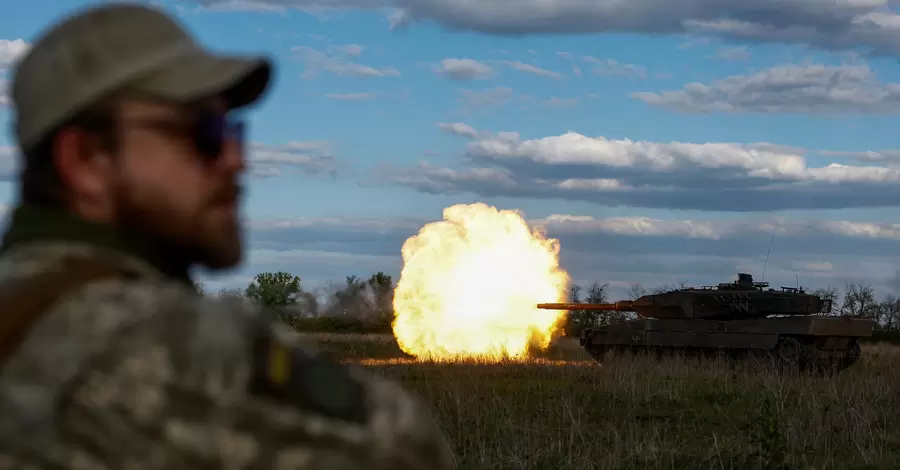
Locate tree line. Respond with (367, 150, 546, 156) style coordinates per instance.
(196, 272, 900, 340)
(196, 271, 397, 333)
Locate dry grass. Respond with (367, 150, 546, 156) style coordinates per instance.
(304, 334, 900, 469)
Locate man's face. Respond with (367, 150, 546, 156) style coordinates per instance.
(106, 98, 246, 269)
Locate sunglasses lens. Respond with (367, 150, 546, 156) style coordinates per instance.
(228, 120, 245, 146)
(194, 112, 245, 162)
(195, 112, 223, 160)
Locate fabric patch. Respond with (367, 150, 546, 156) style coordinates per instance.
(248, 323, 368, 425)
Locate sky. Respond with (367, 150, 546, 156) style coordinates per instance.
(1, 0, 900, 300)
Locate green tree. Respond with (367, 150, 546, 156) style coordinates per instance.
(327, 275, 369, 316)
(367, 271, 394, 329)
(367, 272, 393, 311)
(245, 271, 302, 309)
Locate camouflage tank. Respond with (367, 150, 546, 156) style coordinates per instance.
(538, 273, 875, 372)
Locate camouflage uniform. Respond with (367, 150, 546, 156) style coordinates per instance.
(0, 4, 455, 470)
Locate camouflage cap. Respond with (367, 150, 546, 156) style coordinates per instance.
(10, 2, 273, 151)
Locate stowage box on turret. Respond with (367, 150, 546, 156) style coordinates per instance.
(538, 273, 875, 372)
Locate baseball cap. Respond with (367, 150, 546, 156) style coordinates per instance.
(10, 2, 273, 152)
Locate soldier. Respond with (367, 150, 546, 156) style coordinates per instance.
(0, 3, 456, 469)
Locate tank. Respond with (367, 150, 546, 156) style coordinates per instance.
(538, 273, 875, 372)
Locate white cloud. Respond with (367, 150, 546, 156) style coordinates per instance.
(0, 39, 29, 70)
(432, 58, 493, 81)
(249, 141, 340, 178)
(632, 64, 900, 114)
(191, 0, 900, 59)
(502, 60, 561, 79)
(196, 210, 900, 299)
(437, 122, 479, 138)
(431, 57, 563, 81)
(374, 123, 900, 211)
(251, 211, 900, 243)
(292, 45, 400, 78)
(0, 39, 29, 108)
(535, 214, 900, 242)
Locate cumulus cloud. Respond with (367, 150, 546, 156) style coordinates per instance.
(190, 0, 900, 59)
(0, 39, 28, 70)
(632, 64, 900, 114)
(198, 210, 900, 299)
(437, 122, 479, 138)
(292, 45, 400, 78)
(501, 60, 561, 79)
(433, 58, 493, 81)
(250, 141, 340, 178)
(432, 57, 562, 81)
(371, 122, 900, 211)
(0, 39, 29, 107)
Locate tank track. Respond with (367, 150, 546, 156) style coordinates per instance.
(587, 335, 862, 374)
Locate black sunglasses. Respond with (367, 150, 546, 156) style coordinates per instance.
(121, 110, 246, 162)
(194, 111, 246, 162)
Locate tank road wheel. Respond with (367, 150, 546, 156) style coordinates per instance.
(773, 337, 811, 373)
(832, 339, 862, 374)
(584, 344, 632, 364)
(585, 346, 610, 363)
(845, 339, 861, 366)
(808, 338, 862, 375)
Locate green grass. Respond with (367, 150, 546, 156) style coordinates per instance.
(303, 333, 900, 469)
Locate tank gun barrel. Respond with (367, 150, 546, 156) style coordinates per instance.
(537, 301, 635, 311)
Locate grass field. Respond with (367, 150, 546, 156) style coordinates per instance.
(305, 333, 900, 469)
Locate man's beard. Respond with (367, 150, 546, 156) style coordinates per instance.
(113, 180, 245, 271)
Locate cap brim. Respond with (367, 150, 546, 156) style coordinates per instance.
(129, 50, 273, 110)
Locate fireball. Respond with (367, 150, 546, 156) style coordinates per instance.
(392, 202, 570, 361)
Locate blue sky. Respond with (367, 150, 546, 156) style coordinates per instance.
(2, 0, 900, 300)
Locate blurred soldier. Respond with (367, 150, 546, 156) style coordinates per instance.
(0, 3, 455, 469)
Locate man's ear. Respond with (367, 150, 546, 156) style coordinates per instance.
(51, 127, 113, 201)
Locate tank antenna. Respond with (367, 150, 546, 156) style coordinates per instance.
(761, 226, 775, 282)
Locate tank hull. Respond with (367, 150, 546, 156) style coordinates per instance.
(580, 315, 874, 372)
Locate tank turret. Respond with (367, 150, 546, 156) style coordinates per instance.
(538, 273, 833, 320)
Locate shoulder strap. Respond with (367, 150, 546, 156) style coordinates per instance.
(0, 257, 133, 364)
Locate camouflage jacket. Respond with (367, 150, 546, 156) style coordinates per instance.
(0, 205, 456, 470)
